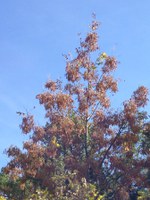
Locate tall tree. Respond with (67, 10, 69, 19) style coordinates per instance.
(2, 18, 150, 199)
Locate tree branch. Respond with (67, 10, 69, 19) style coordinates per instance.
(99, 127, 122, 168)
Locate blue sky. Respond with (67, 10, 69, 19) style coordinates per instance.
(0, 0, 150, 169)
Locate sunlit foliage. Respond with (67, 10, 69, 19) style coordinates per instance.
(1, 17, 150, 199)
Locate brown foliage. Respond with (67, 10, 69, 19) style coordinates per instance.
(3, 18, 150, 199)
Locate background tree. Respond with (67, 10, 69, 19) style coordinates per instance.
(2, 17, 150, 199)
(0, 170, 30, 200)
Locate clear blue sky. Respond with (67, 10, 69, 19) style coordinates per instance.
(1, 0, 150, 169)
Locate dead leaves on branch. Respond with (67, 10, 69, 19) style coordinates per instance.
(3, 17, 150, 199)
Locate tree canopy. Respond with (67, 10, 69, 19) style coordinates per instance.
(1, 18, 150, 200)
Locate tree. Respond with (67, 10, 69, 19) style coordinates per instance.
(2, 17, 150, 199)
(0, 170, 30, 200)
